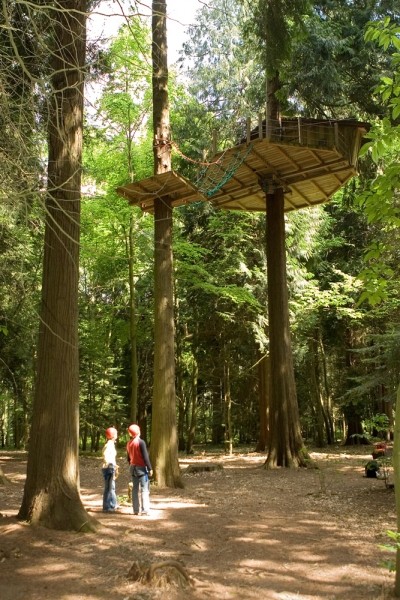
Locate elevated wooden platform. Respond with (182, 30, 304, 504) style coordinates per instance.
(116, 118, 368, 213)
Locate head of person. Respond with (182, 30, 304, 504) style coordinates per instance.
(128, 424, 140, 438)
(105, 426, 117, 441)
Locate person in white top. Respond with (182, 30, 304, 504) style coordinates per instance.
(102, 427, 119, 512)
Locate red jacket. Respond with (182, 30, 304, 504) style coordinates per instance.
(126, 436, 152, 471)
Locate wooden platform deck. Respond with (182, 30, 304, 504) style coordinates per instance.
(116, 118, 368, 214)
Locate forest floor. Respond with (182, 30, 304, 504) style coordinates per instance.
(0, 445, 397, 600)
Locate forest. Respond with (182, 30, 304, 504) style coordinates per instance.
(1, 0, 400, 545)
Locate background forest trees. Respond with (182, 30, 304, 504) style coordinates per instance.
(1, 0, 400, 462)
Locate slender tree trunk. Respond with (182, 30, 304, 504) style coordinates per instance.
(212, 385, 224, 445)
(128, 215, 138, 422)
(263, 185, 306, 467)
(266, 72, 282, 132)
(150, 0, 182, 487)
(186, 358, 198, 454)
(175, 297, 186, 451)
(318, 331, 334, 444)
(18, 0, 97, 530)
(393, 384, 400, 596)
(224, 361, 233, 455)
(256, 353, 269, 452)
(176, 351, 186, 451)
(309, 336, 326, 447)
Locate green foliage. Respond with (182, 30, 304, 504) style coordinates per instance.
(356, 19, 400, 305)
(380, 530, 400, 571)
(179, 0, 265, 144)
(363, 413, 390, 436)
(287, 2, 395, 118)
(240, 0, 311, 75)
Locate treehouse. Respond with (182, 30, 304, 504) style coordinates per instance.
(116, 117, 368, 213)
(116, 116, 369, 468)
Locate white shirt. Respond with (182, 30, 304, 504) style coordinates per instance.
(102, 440, 117, 467)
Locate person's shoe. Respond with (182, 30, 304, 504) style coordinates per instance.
(133, 512, 139, 515)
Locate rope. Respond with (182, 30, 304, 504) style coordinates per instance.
(154, 138, 224, 167)
(154, 138, 254, 198)
(195, 143, 253, 198)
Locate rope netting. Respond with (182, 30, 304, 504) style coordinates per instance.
(193, 143, 253, 198)
(170, 140, 253, 198)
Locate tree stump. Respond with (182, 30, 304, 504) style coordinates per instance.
(127, 559, 193, 588)
(0, 466, 10, 485)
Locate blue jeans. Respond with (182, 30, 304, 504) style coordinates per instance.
(130, 465, 150, 514)
(102, 465, 118, 511)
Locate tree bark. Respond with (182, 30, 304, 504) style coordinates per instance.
(224, 360, 233, 456)
(186, 358, 198, 454)
(309, 335, 326, 447)
(393, 385, 400, 596)
(151, 196, 182, 486)
(18, 0, 97, 531)
(128, 215, 138, 423)
(255, 353, 269, 452)
(264, 186, 307, 467)
(150, 0, 182, 487)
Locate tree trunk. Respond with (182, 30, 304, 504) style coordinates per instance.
(255, 353, 269, 452)
(0, 465, 10, 485)
(224, 361, 233, 456)
(150, 0, 182, 488)
(266, 72, 282, 129)
(264, 186, 306, 467)
(343, 408, 369, 445)
(151, 195, 182, 486)
(318, 331, 335, 444)
(393, 384, 400, 596)
(186, 358, 198, 454)
(18, 0, 97, 531)
(128, 215, 138, 423)
(309, 335, 326, 447)
(212, 385, 224, 445)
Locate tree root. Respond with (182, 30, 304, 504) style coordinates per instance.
(127, 559, 193, 588)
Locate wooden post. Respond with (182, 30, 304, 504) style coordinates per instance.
(258, 113, 263, 139)
(297, 117, 302, 145)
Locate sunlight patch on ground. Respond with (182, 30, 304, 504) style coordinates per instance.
(151, 498, 207, 509)
(273, 593, 322, 600)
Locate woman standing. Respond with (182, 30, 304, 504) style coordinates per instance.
(126, 424, 153, 515)
(102, 427, 119, 512)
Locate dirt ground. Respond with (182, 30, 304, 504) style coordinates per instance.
(0, 446, 397, 600)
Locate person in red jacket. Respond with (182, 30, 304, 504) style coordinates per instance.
(126, 424, 153, 516)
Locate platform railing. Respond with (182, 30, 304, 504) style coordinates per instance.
(241, 116, 350, 160)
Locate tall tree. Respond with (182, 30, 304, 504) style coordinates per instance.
(18, 0, 96, 530)
(264, 187, 305, 466)
(241, 0, 311, 466)
(286, 0, 400, 118)
(150, 0, 182, 487)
